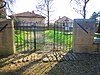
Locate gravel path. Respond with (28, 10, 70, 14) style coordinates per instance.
(0, 51, 100, 75)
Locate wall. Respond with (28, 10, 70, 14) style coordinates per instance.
(0, 19, 15, 56)
(73, 19, 98, 53)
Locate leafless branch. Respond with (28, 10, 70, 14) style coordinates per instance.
(0, 1, 6, 9)
(70, 0, 90, 19)
(6, 1, 14, 13)
(36, 0, 54, 27)
(36, 9, 47, 16)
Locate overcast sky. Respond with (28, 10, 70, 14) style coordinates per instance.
(8, 0, 100, 22)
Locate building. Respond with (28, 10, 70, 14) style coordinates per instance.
(9, 11, 46, 26)
(55, 16, 73, 31)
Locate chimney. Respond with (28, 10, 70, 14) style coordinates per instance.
(32, 10, 34, 14)
(59, 16, 60, 19)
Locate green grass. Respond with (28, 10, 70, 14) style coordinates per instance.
(45, 30, 72, 47)
(14, 30, 29, 43)
(14, 30, 72, 51)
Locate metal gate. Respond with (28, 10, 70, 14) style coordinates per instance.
(14, 21, 72, 53)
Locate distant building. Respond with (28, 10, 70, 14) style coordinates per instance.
(9, 11, 46, 26)
(55, 16, 73, 31)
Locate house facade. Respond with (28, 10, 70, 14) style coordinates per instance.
(55, 16, 73, 31)
(9, 11, 46, 26)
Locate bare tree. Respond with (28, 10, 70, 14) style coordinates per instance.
(0, 0, 15, 19)
(70, 0, 90, 19)
(36, 0, 54, 27)
(90, 12, 98, 19)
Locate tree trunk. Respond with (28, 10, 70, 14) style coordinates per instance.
(47, 0, 50, 29)
(83, 0, 86, 19)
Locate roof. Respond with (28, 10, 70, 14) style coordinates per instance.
(9, 11, 46, 18)
(55, 16, 72, 23)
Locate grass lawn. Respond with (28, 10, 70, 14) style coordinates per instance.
(14, 30, 72, 52)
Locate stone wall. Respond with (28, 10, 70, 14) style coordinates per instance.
(0, 19, 15, 56)
(73, 19, 97, 53)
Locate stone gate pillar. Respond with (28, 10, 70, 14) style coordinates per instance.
(73, 19, 97, 53)
(0, 19, 16, 56)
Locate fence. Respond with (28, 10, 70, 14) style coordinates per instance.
(14, 21, 72, 53)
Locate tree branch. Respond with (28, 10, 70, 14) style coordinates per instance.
(86, 0, 90, 4)
(36, 9, 47, 16)
(0, 1, 6, 9)
(70, 0, 90, 19)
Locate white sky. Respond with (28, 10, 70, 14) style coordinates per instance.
(8, 0, 100, 22)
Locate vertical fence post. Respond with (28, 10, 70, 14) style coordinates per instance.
(63, 22, 65, 50)
(34, 23, 36, 50)
(53, 23, 56, 49)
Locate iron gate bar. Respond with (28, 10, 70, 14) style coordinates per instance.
(14, 21, 73, 53)
(44, 24, 45, 47)
(23, 23, 25, 51)
(53, 23, 56, 50)
(62, 23, 64, 50)
(57, 24, 59, 50)
(65, 24, 67, 50)
(26, 23, 29, 50)
(63, 23, 65, 50)
(33, 23, 36, 51)
(60, 23, 62, 50)
(30, 23, 32, 49)
(20, 22, 22, 51)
